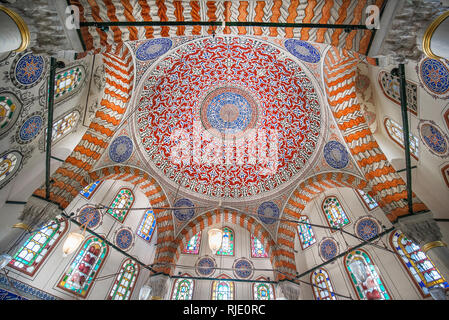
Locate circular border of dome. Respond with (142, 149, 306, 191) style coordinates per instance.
(77, 206, 102, 229)
(10, 52, 46, 89)
(16, 112, 44, 144)
(173, 198, 195, 221)
(354, 216, 380, 242)
(114, 227, 134, 251)
(284, 39, 321, 63)
(324, 140, 350, 169)
(418, 119, 449, 158)
(135, 38, 173, 61)
(0, 150, 23, 190)
(108, 135, 134, 163)
(318, 237, 339, 262)
(233, 258, 254, 279)
(418, 58, 449, 97)
(257, 201, 280, 225)
(195, 255, 216, 277)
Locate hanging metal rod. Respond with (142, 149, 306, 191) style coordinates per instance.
(396, 166, 417, 173)
(79, 21, 369, 30)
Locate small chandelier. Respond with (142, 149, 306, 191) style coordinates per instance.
(62, 232, 85, 257)
(208, 228, 223, 253)
(139, 284, 152, 300)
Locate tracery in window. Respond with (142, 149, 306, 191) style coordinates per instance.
(171, 275, 194, 300)
(251, 234, 268, 258)
(51, 111, 80, 143)
(107, 188, 134, 223)
(54, 66, 85, 102)
(297, 215, 316, 250)
(80, 180, 102, 200)
(183, 232, 201, 254)
(136, 209, 156, 242)
(211, 275, 234, 300)
(107, 259, 139, 300)
(311, 268, 336, 300)
(216, 227, 234, 256)
(356, 189, 379, 210)
(322, 196, 350, 231)
(384, 118, 419, 159)
(0, 93, 20, 138)
(379, 70, 418, 115)
(253, 277, 275, 300)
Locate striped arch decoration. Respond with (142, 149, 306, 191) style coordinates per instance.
(167, 209, 277, 278)
(68, 0, 385, 57)
(322, 47, 428, 222)
(32, 50, 134, 208)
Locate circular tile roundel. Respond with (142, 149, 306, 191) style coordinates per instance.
(109, 135, 133, 163)
(136, 38, 172, 61)
(173, 198, 195, 221)
(115, 228, 134, 251)
(78, 206, 102, 229)
(284, 39, 321, 63)
(233, 258, 254, 279)
(419, 120, 449, 157)
(196, 256, 216, 276)
(324, 141, 349, 169)
(13, 53, 46, 87)
(257, 201, 280, 225)
(319, 238, 338, 261)
(18, 114, 43, 143)
(355, 217, 379, 241)
(419, 58, 449, 95)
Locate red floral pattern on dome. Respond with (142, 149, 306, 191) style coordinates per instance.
(135, 37, 322, 199)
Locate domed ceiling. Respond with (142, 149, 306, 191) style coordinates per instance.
(129, 36, 328, 202)
(130, 36, 328, 202)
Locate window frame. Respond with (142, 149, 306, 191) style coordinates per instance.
(170, 273, 195, 300)
(321, 196, 351, 233)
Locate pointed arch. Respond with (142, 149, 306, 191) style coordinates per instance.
(310, 268, 336, 300)
(216, 226, 234, 256)
(253, 276, 275, 300)
(170, 273, 195, 300)
(211, 274, 234, 300)
(296, 215, 316, 250)
(107, 258, 140, 300)
(322, 196, 351, 231)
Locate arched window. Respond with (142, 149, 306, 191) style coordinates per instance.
(9, 217, 67, 276)
(54, 65, 85, 102)
(211, 275, 234, 300)
(183, 232, 201, 254)
(384, 118, 419, 159)
(107, 259, 140, 300)
(390, 230, 448, 296)
(137, 208, 156, 242)
(322, 196, 350, 232)
(171, 274, 194, 300)
(216, 227, 234, 256)
(253, 277, 275, 300)
(0, 92, 21, 138)
(80, 180, 102, 200)
(51, 110, 80, 143)
(311, 268, 336, 300)
(251, 234, 268, 258)
(356, 189, 379, 210)
(0, 151, 23, 190)
(378, 70, 418, 115)
(107, 188, 134, 223)
(297, 215, 316, 250)
(345, 249, 390, 300)
(57, 236, 109, 298)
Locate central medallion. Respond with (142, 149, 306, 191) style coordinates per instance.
(200, 86, 259, 139)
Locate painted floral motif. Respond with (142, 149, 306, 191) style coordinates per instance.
(418, 120, 449, 158)
(284, 39, 321, 63)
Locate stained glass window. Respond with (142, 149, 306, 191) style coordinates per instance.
(80, 180, 102, 200)
(52, 111, 80, 143)
(183, 232, 201, 254)
(0, 95, 17, 133)
(55, 66, 84, 100)
(311, 269, 336, 300)
(345, 250, 390, 300)
(57, 237, 108, 298)
(107, 188, 134, 223)
(212, 276, 234, 300)
(297, 215, 316, 250)
(216, 227, 234, 256)
(322, 197, 350, 231)
(9, 217, 67, 276)
(385, 118, 419, 159)
(107, 259, 139, 300)
(251, 234, 268, 258)
(379, 71, 418, 115)
(356, 189, 379, 210)
(391, 230, 448, 296)
(171, 276, 194, 300)
(0, 152, 19, 184)
(136, 209, 156, 242)
(253, 279, 274, 300)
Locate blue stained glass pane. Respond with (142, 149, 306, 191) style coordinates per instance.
(80, 180, 102, 199)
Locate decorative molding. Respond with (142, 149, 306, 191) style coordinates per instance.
(0, 273, 59, 300)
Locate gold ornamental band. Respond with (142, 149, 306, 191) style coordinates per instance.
(422, 11, 449, 60)
(421, 241, 447, 253)
(12, 222, 32, 232)
(151, 296, 162, 300)
(0, 5, 30, 53)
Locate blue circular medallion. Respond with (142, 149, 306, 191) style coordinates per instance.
(233, 258, 254, 279)
(136, 38, 173, 61)
(196, 256, 216, 276)
(78, 206, 101, 229)
(173, 198, 195, 221)
(420, 58, 449, 95)
(115, 228, 133, 251)
(14, 53, 45, 87)
(355, 217, 379, 241)
(319, 238, 338, 261)
(19, 115, 43, 142)
(419, 121, 449, 157)
(109, 135, 133, 163)
(284, 39, 321, 63)
(258, 201, 280, 225)
(324, 141, 349, 169)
